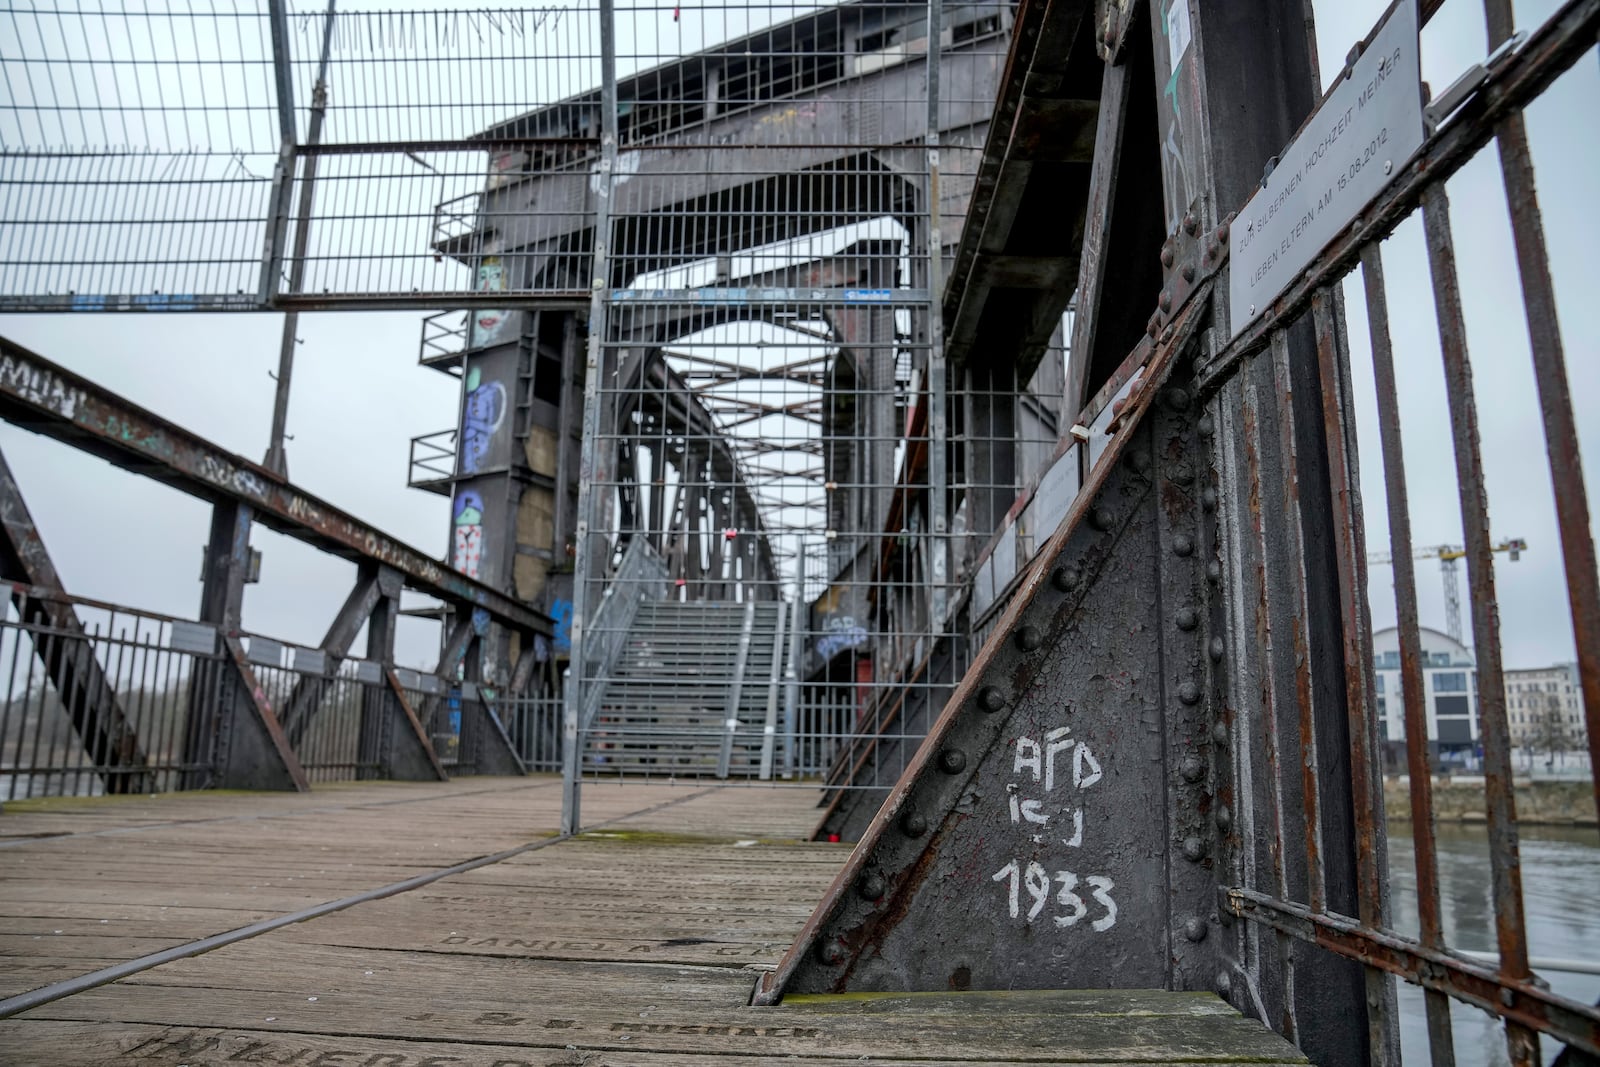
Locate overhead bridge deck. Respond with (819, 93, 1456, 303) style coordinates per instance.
(0, 780, 1305, 1065)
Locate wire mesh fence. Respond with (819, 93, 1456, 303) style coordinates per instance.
(0, 0, 1004, 310)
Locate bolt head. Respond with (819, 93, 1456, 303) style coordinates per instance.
(1209, 636, 1226, 662)
(901, 810, 928, 837)
(858, 872, 887, 901)
(1207, 559, 1223, 582)
(1089, 506, 1115, 532)
(1181, 263, 1196, 282)
(1016, 626, 1042, 652)
(817, 938, 846, 965)
(1200, 488, 1218, 512)
(1180, 756, 1204, 783)
(1184, 916, 1208, 942)
(939, 748, 967, 774)
(978, 686, 1007, 713)
(1212, 721, 1229, 745)
(1172, 533, 1195, 557)
(1182, 835, 1206, 861)
(1197, 414, 1214, 437)
(1178, 681, 1202, 706)
(1160, 242, 1176, 268)
(1159, 289, 1173, 313)
(1215, 804, 1233, 831)
(1125, 449, 1151, 473)
(1165, 388, 1191, 412)
(1182, 211, 1199, 235)
(1216, 970, 1233, 995)
(1052, 565, 1082, 591)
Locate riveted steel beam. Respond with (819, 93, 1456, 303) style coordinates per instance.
(757, 232, 1221, 1000)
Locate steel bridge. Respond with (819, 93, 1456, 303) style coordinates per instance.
(1, 0, 1598, 1064)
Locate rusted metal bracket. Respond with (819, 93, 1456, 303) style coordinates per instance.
(384, 669, 449, 782)
(1224, 887, 1600, 1057)
(470, 688, 529, 777)
(215, 635, 311, 792)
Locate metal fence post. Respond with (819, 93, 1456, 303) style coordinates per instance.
(924, 0, 950, 633)
(265, 0, 337, 477)
(257, 0, 299, 309)
(562, 0, 619, 836)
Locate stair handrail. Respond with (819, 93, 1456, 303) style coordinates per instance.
(580, 535, 670, 730)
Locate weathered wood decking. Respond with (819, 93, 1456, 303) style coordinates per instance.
(0, 779, 1306, 1065)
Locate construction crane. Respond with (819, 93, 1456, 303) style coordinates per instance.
(1368, 538, 1527, 645)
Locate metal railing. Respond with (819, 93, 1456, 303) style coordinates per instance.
(419, 310, 470, 373)
(1190, 1, 1600, 1063)
(0, 588, 224, 798)
(0, 585, 511, 799)
(408, 429, 461, 494)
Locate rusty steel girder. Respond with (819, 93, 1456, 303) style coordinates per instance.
(0, 335, 550, 639)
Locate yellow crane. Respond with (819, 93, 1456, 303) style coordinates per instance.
(1367, 538, 1527, 644)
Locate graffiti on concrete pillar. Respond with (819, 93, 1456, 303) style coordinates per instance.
(453, 489, 486, 581)
(460, 367, 507, 475)
(470, 255, 517, 348)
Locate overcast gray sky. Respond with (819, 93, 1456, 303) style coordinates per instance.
(0, 0, 1593, 672)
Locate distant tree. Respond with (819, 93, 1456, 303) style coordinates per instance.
(1530, 691, 1571, 771)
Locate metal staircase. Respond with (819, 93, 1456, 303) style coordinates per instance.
(584, 599, 800, 779)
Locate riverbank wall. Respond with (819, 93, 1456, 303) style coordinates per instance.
(1385, 777, 1597, 826)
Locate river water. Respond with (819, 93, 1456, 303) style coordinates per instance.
(1388, 821, 1600, 1066)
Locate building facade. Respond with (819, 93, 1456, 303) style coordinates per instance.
(1372, 626, 1480, 769)
(1504, 663, 1588, 755)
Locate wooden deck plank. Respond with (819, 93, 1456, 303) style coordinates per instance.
(0, 1021, 1312, 1067)
(0, 779, 740, 994)
(1, 781, 1307, 1064)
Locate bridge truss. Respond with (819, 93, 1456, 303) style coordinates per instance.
(2, 0, 1599, 1065)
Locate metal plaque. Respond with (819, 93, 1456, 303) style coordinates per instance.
(292, 647, 328, 675)
(1229, 0, 1422, 335)
(245, 636, 285, 668)
(168, 620, 218, 656)
(354, 660, 383, 684)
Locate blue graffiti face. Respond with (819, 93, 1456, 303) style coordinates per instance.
(460, 369, 507, 475)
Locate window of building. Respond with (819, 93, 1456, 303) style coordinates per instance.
(1435, 672, 1468, 693)
(1376, 674, 1385, 694)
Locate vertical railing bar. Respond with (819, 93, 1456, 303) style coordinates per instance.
(257, 0, 298, 309)
(0, 615, 20, 802)
(925, 0, 949, 635)
(1267, 327, 1327, 917)
(1480, 0, 1600, 828)
(1238, 357, 1299, 1044)
(1361, 241, 1456, 1067)
(562, 0, 618, 835)
(1309, 283, 1400, 1062)
(1421, 183, 1538, 1067)
(67, 623, 88, 798)
(23, 626, 46, 798)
